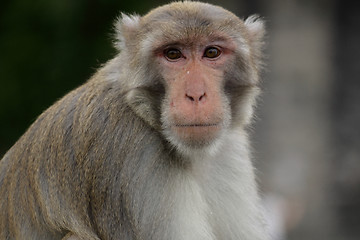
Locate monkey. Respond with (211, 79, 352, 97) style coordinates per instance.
(0, 1, 268, 240)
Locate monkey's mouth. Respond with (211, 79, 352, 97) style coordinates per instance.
(174, 123, 219, 127)
(171, 122, 221, 145)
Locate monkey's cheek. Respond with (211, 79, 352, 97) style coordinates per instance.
(172, 125, 221, 146)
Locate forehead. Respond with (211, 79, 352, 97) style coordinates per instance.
(140, 2, 244, 44)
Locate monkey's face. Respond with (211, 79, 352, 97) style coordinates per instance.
(119, 2, 264, 154)
(156, 38, 234, 151)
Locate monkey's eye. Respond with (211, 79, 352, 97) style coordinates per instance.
(203, 47, 221, 58)
(164, 48, 183, 61)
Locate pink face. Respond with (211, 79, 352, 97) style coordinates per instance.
(156, 37, 236, 147)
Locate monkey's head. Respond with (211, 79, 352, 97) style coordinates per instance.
(113, 1, 265, 155)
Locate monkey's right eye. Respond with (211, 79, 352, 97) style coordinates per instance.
(164, 49, 183, 61)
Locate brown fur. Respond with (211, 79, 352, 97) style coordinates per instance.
(0, 2, 266, 240)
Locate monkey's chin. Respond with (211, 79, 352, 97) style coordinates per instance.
(174, 124, 220, 143)
(166, 123, 225, 156)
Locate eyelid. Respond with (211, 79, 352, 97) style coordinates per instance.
(163, 47, 184, 61)
(203, 46, 222, 58)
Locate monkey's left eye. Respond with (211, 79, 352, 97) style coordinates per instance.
(164, 48, 183, 61)
(203, 47, 221, 58)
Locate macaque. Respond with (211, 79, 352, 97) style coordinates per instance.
(0, 1, 268, 240)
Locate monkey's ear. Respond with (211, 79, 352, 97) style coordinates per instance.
(244, 15, 265, 43)
(244, 15, 266, 69)
(114, 13, 141, 51)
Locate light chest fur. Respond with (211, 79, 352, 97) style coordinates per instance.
(140, 129, 266, 240)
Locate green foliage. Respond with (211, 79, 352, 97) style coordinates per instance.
(0, 0, 163, 156)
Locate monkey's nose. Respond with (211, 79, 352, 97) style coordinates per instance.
(185, 92, 206, 103)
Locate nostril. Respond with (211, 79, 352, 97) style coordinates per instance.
(185, 92, 206, 102)
(186, 94, 195, 101)
(199, 93, 206, 101)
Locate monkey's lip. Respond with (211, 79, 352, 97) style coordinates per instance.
(174, 123, 219, 127)
(172, 122, 221, 144)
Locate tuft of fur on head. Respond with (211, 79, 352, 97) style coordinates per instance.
(245, 15, 265, 37)
(244, 15, 266, 72)
(114, 13, 141, 51)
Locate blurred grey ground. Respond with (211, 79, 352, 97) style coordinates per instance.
(1, 0, 359, 239)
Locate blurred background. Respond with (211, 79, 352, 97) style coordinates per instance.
(0, 0, 359, 239)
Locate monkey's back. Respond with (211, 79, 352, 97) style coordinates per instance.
(0, 76, 155, 239)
